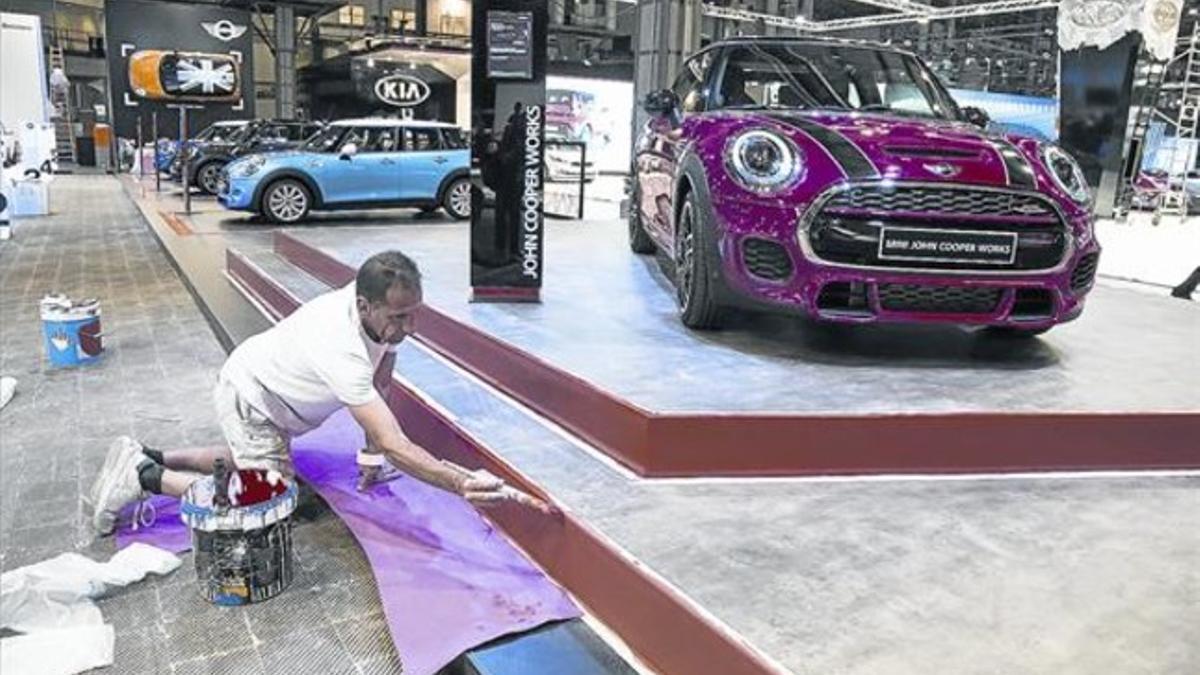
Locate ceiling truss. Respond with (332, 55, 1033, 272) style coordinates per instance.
(702, 0, 1060, 33)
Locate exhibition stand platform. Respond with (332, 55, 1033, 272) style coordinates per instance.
(243, 222, 1198, 477)
(223, 226, 1200, 675)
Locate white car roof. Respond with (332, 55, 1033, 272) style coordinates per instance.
(215, 120, 247, 126)
(331, 118, 459, 129)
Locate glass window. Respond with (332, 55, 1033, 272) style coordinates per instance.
(390, 8, 416, 31)
(360, 127, 400, 153)
(713, 43, 954, 119)
(338, 4, 365, 26)
(671, 52, 713, 113)
(303, 125, 349, 153)
(440, 127, 468, 149)
(402, 127, 443, 151)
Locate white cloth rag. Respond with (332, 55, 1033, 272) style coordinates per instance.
(0, 543, 180, 675)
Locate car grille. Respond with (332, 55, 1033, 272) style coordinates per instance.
(807, 185, 1068, 272)
(1071, 252, 1100, 292)
(878, 284, 1003, 314)
(742, 238, 793, 281)
(827, 185, 1055, 217)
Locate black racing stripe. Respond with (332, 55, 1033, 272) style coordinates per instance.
(994, 140, 1037, 189)
(765, 115, 879, 180)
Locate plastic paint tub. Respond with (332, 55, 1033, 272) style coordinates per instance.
(40, 295, 103, 368)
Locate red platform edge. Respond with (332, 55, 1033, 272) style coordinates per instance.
(226, 245, 783, 675)
(271, 231, 1200, 477)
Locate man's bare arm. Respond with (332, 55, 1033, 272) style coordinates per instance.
(349, 396, 466, 495)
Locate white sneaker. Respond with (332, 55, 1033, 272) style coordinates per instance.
(90, 436, 149, 535)
(90, 436, 140, 507)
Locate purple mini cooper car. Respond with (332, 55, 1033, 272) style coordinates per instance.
(630, 38, 1100, 335)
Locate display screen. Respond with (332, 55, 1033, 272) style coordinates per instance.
(487, 11, 534, 79)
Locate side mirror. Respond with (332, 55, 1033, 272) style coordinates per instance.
(339, 143, 358, 160)
(643, 89, 680, 117)
(962, 106, 990, 129)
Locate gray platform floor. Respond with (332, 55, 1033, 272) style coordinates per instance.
(0, 175, 402, 674)
(252, 248, 1200, 675)
(285, 224, 1200, 414)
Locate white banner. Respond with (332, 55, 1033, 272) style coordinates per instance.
(1058, 0, 1183, 60)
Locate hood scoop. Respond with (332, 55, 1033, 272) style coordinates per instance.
(883, 145, 984, 160)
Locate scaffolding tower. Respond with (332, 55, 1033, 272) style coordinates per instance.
(1155, 22, 1200, 223)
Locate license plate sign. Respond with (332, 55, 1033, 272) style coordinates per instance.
(878, 227, 1018, 265)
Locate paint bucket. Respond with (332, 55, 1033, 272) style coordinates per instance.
(40, 295, 103, 368)
(181, 469, 298, 606)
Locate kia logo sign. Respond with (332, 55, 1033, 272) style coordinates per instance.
(374, 74, 430, 108)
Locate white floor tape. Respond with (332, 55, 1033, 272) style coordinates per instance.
(0, 543, 180, 675)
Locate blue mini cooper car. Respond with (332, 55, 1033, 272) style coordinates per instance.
(219, 118, 471, 223)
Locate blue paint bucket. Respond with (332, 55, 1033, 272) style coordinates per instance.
(40, 295, 103, 368)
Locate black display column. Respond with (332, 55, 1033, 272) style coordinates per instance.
(1058, 32, 1141, 218)
(469, 0, 548, 302)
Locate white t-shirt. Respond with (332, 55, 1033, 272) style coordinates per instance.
(220, 284, 394, 435)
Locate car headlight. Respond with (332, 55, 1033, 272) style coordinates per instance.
(230, 155, 265, 178)
(725, 129, 803, 193)
(1041, 145, 1091, 205)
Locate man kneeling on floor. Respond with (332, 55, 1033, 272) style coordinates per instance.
(90, 250, 512, 534)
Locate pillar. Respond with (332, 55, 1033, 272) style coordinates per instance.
(274, 4, 296, 119)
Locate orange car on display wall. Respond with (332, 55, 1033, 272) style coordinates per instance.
(128, 50, 241, 102)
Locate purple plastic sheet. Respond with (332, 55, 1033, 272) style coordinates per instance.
(116, 409, 579, 675)
(116, 494, 190, 554)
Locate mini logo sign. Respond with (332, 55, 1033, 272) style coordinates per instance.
(923, 162, 960, 178)
(374, 74, 430, 108)
(202, 20, 248, 42)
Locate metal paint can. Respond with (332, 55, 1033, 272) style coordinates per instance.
(181, 469, 298, 606)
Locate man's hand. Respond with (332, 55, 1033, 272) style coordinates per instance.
(458, 469, 507, 507)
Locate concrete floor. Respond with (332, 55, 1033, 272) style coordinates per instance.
(0, 175, 402, 674)
(283, 224, 1200, 414)
(250, 251, 1200, 675)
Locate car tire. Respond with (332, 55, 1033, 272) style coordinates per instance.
(675, 190, 724, 329)
(984, 326, 1051, 338)
(196, 161, 223, 195)
(628, 184, 655, 254)
(261, 179, 311, 224)
(442, 177, 471, 220)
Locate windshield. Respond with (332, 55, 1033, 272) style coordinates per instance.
(195, 123, 241, 143)
(225, 124, 256, 144)
(302, 125, 349, 153)
(714, 43, 957, 119)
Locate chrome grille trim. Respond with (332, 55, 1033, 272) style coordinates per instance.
(797, 181, 1074, 276)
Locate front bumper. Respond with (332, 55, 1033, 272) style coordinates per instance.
(218, 175, 257, 210)
(709, 196, 1100, 328)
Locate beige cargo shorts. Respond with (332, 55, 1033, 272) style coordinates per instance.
(213, 378, 293, 478)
